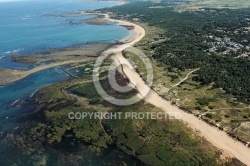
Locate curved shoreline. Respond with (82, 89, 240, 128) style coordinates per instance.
(0, 59, 93, 86)
(103, 14, 250, 165)
(0, 43, 111, 86)
(0, 9, 249, 164)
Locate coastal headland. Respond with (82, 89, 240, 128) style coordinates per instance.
(0, 11, 249, 165)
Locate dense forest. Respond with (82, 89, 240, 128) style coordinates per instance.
(100, 2, 250, 103)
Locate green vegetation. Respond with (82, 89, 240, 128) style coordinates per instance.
(100, 2, 250, 143)
(16, 2, 250, 165)
(26, 65, 243, 165)
(103, 2, 250, 103)
(30, 80, 113, 153)
(108, 105, 222, 166)
(182, 0, 250, 9)
(196, 97, 217, 106)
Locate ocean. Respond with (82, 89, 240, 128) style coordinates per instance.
(0, 1, 141, 165)
(0, 0, 129, 112)
(0, 0, 128, 58)
(0, 0, 129, 111)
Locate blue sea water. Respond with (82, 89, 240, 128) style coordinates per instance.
(0, 0, 128, 57)
(0, 0, 128, 109)
(0, 1, 129, 120)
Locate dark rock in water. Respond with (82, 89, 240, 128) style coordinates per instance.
(67, 20, 84, 26)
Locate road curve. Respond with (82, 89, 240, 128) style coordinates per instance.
(104, 15, 250, 165)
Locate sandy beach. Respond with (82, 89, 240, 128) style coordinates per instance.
(0, 11, 249, 165)
(0, 44, 109, 86)
(103, 14, 250, 165)
(0, 59, 94, 86)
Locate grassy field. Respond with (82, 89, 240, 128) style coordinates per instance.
(182, 0, 250, 9)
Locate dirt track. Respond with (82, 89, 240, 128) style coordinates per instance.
(105, 15, 250, 165)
